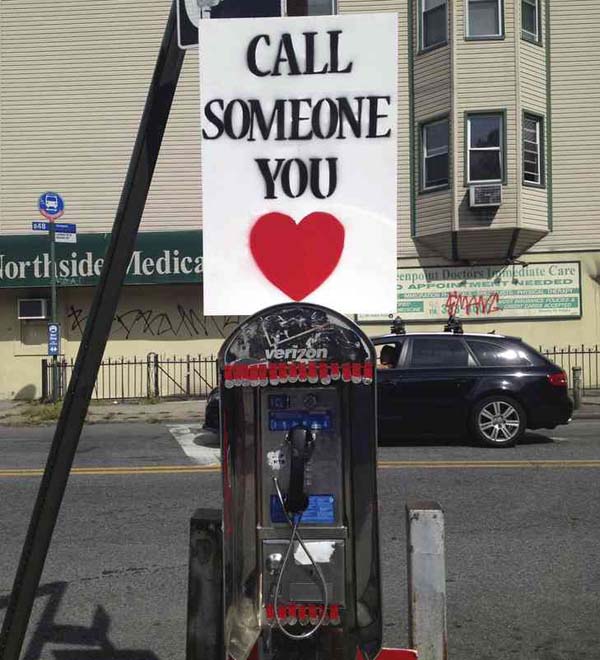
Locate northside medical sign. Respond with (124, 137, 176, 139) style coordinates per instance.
(0, 231, 203, 288)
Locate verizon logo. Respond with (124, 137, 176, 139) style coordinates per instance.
(265, 347, 328, 360)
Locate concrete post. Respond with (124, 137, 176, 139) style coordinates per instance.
(187, 508, 223, 660)
(572, 366, 582, 410)
(406, 500, 447, 660)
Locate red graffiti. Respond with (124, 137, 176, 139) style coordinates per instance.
(445, 291, 501, 317)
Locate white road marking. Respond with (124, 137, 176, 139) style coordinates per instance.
(167, 424, 221, 466)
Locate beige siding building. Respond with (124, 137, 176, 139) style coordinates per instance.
(0, 0, 599, 399)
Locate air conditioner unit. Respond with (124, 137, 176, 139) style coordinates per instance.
(17, 298, 49, 320)
(469, 183, 502, 208)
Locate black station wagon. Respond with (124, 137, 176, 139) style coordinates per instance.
(373, 325, 573, 447)
(204, 323, 573, 448)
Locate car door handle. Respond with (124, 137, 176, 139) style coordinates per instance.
(380, 381, 398, 389)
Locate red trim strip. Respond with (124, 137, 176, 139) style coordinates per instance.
(223, 361, 375, 387)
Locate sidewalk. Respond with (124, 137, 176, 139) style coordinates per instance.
(577, 394, 600, 419)
(0, 398, 207, 426)
(0, 394, 598, 426)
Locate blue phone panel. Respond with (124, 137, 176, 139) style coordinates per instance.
(269, 411, 332, 431)
(270, 494, 336, 524)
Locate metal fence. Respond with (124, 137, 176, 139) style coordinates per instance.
(41, 345, 600, 401)
(42, 354, 218, 402)
(540, 345, 600, 392)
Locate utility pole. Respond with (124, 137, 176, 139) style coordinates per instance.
(49, 220, 58, 401)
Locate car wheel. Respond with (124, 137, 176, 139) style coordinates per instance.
(471, 396, 525, 448)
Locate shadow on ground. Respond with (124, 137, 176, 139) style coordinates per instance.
(0, 582, 161, 660)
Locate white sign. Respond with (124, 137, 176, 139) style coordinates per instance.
(199, 14, 399, 315)
(358, 262, 582, 322)
(54, 232, 77, 244)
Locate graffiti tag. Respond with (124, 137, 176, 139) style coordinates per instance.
(67, 305, 242, 339)
(445, 291, 501, 317)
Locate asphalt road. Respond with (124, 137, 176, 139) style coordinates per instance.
(1, 419, 599, 660)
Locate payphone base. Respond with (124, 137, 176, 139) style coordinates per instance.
(366, 649, 418, 660)
(236, 643, 419, 660)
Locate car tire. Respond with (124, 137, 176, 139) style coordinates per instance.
(470, 395, 526, 448)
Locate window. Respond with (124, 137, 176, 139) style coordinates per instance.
(522, 0, 540, 42)
(408, 338, 471, 368)
(421, 0, 447, 50)
(422, 119, 449, 189)
(467, 113, 503, 183)
(523, 114, 543, 186)
(287, 0, 335, 15)
(466, 339, 533, 366)
(467, 0, 503, 38)
(376, 341, 404, 369)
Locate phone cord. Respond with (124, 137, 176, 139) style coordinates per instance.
(272, 477, 329, 640)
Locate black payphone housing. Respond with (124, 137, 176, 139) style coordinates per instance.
(218, 304, 381, 660)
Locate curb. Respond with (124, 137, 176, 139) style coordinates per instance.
(573, 413, 600, 420)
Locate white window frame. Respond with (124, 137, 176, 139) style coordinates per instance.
(521, 0, 540, 42)
(421, 0, 448, 50)
(523, 114, 543, 186)
(422, 118, 449, 190)
(466, 0, 503, 38)
(467, 113, 503, 184)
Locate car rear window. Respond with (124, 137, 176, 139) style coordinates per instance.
(408, 337, 471, 368)
(466, 339, 536, 367)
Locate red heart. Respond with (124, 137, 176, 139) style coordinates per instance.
(250, 212, 345, 301)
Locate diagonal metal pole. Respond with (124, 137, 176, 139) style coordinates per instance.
(0, 4, 185, 658)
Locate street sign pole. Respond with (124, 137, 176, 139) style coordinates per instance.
(49, 220, 58, 402)
(0, 3, 185, 658)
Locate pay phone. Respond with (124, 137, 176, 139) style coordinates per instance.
(218, 303, 381, 660)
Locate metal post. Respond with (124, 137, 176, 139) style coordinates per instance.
(406, 500, 448, 660)
(41, 359, 48, 401)
(0, 5, 184, 658)
(49, 222, 58, 403)
(572, 366, 582, 410)
(186, 354, 191, 397)
(187, 509, 223, 660)
(153, 353, 160, 398)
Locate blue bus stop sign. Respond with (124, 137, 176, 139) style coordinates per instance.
(39, 192, 65, 221)
(48, 323, 61, 356)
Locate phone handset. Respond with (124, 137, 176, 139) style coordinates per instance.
(284, 426, 314, 516)
(272, 425, 327, 640)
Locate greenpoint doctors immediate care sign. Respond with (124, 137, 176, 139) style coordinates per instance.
(0, 231, 203, 288)
(198, 13, 399, 315)
(358, 262, 582, 322)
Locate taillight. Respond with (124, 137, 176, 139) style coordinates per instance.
(547, 371, 568, 387)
